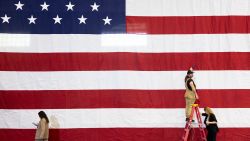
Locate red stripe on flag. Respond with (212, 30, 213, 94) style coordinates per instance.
(0, 90, 249, 109)
(0, 52, 248, 71)
(126, 16, 250, 34)
(1, 128, 250, 141)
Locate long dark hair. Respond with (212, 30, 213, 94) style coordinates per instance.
(38, 111, 49, 123)
(185, 75, 190, 82)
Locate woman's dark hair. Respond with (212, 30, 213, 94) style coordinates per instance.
(185, 75, 190, 82)
(38, 111, 49, 123)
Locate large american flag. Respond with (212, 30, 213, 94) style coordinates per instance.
(0, 0, 250, 141)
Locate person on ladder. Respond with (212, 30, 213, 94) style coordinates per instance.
(202, 107, 219, 141)
(184, 67, 199, 122)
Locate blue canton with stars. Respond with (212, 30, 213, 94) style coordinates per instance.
(0, 0, 126, 34)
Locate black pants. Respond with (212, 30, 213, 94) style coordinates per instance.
(207, 130, 217, 141)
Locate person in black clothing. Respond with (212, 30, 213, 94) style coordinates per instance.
(202, 107, 219, 141)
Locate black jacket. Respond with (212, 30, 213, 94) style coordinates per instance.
(202, 113, 219, 132)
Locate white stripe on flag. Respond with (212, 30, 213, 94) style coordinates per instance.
(1, 108, 250, 128)
(0, 34, 249, 53)
(126, 0, 250, 16)
(0, 71, 249, 90)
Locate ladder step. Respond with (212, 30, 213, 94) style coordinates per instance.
(181, 104, 207, 141)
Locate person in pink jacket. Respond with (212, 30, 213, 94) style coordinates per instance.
(34, 111, 49, 141)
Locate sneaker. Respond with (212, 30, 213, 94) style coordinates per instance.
(186, 118, 195, 122)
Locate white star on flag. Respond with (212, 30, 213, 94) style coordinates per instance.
(66, 2, 75, 11)
(102, 16, 112, 25)
(1, 14, 11, 23)
(53, 15, 62, 24)
(78, 15, 87, 24)
(15, 1, 24, 10)
(27, 15, 37, 24)
(40, 2, 50, 11)
(90, 2, 100, 11)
